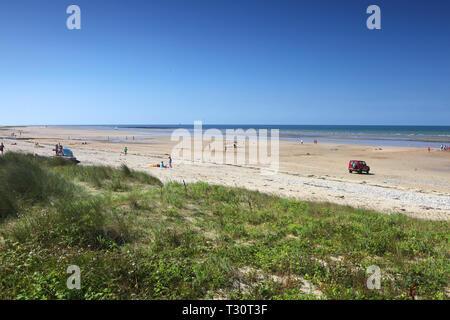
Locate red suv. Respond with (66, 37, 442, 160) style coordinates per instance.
(349, 160, 370, 174)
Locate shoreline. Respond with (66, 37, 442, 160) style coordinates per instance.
(3, 124, 450, 147)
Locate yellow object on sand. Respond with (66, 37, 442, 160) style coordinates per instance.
(148, 164, 158, 167)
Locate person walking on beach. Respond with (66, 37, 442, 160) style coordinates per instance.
(124, 146, 128, 155)
(168, 155, 172, 168)
(0, 142, 4, 155)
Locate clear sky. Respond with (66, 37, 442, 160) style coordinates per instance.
(0, 0, 449, 125)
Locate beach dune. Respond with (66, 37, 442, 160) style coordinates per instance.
(2, 125, 449, 221)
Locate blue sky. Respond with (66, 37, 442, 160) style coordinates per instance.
(0, 0, 449, 125)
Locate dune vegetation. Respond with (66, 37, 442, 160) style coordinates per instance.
(0, 152, 448, 299)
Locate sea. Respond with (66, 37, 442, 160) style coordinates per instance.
(56, 124, 450, 148)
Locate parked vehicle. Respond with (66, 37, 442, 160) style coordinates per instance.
(348, 160, 370, 174)
(60, 148, 80, 163)
(50, 147, 80, 164)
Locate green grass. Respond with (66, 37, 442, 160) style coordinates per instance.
(0, 152, 448, 300)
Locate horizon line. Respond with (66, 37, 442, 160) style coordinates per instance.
(3, 123, 450, 127)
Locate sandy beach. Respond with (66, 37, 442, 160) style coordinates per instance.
(2, 125, 449, 221)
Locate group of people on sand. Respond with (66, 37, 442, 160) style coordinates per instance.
(298, 138, 317, 144)
(430, 145, 450, 152)
(123, 146, 173, 168)
(151, 156, 173, 168)
(159, 156, 173, 168)
(223, 141, 238, 152)
(55, 143, 64, 156)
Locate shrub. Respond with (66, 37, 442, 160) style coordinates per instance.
(120, 164, 132, 177)
(3, 197, 133, 249)
(0, 153, 75, 219)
